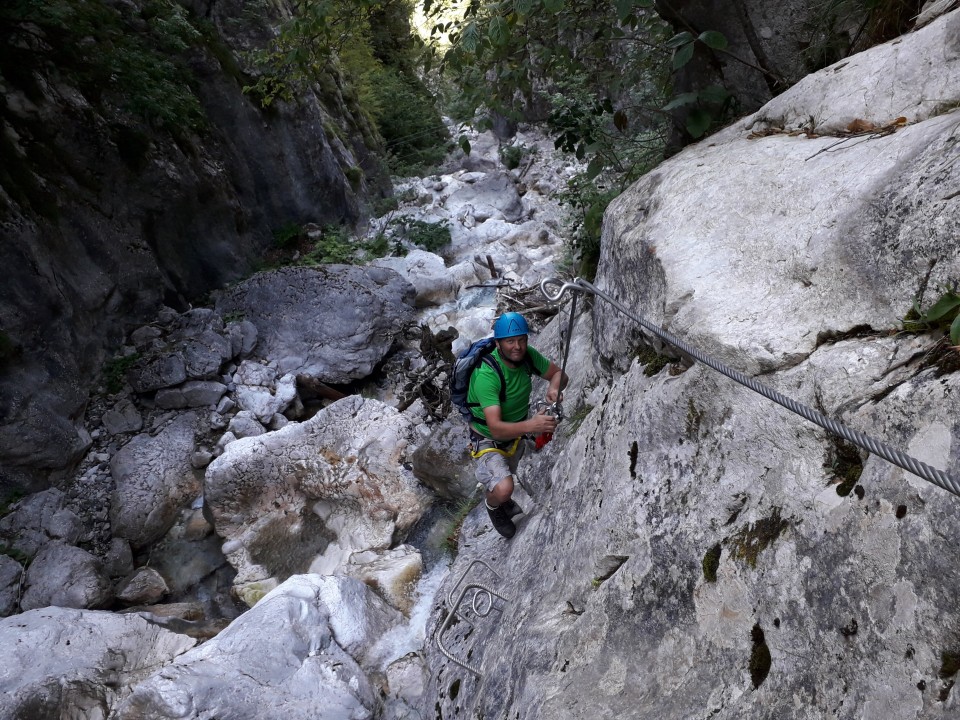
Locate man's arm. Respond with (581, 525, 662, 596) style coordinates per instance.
(482, 404, 557, 441)
(481, 361, 569, 440)
(541, 362, 568, 404)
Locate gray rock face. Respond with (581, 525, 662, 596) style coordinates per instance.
(0, 555, 23, 617)
(109, 413, 201, 549)
(154, 380, 228, 410)
(597, 11, 960, 376)
(113, 575, 399, 720)
(0, 607, 195, 718)
(425, 14, 960, 719)
(0, 0, 390, 491)
(215, 265, 417, 383)
(204, 396, 429, 604)
(0, 488, 66, 559)
(101, 398, 144, 435)
(429, 350, 960, 719)
(411, 419, 478, 500)
(20, 542, 113, 611)
(660, 0, 872, 121)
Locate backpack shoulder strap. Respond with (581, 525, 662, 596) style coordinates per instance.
(522, 350, 541, 376)
(479, 353, 508, 404)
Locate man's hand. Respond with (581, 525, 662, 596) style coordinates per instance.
(543, 362, 568, 405)
(529, 410, 558, 434)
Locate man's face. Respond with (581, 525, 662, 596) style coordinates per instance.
(497, 334, 528, 366)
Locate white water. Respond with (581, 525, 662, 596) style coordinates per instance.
(371, 561, 451, 670)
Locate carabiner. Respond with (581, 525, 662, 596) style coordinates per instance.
(535, 400, 564, 422)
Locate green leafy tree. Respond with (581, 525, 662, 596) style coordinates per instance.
(422, 0, 723, 274)
(244, 0, 448, 173)
(0, 0, 205, 131)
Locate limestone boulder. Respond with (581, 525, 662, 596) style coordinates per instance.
(233, 361, 297, 422)
(115, 567, 169, 606)
(109, 413, 201, 549)
(0, 554, 23, 617)
(101, 398, 143, 435)
(126, 354, 188, 394)
(370, 249, 460, 307)
(113, 575, 401, 720)
(411, 418, 477, 501)
(154, 380, 228, 410)
(597, 10, 960, 376)
(102, 538, 135, 580)
(20, 541, 113, 611)
(214, 265, 416, 384)
(342, 545, 424, 615)
(0, 488, 67, 559)
(382, 653, 429, 720)
(204, 396, 430, 605)
(0, 607, 195, 718)
(226, 410, 267, 439)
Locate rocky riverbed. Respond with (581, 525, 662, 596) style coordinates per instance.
(0, 122, 583, 718)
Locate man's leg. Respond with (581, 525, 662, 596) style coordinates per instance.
(475, 445, 525, 538)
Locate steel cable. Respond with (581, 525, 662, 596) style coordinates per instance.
(540, 277, 960, 498)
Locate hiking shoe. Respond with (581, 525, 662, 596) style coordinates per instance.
(503, 498, 523, 518)
(487, 504, 516, 539)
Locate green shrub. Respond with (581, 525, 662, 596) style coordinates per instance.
(103, 353, 140, 394)
(0, 544, 29, 566)
(702, 544, 722, 582)
(344, 165, 363, 188)
(0, 0, 205, 132)
(297, 223, 410, 266)
(367, 67, 449, 176)
(500, 144, 524, 170)
(440, 496, 479, 558)
(301, 225, 358, 265)
(371, 195, 399, 217)
(362, 232, 390, 260)
(558, 175, 620, 281)
(0, 491, 25, 519)
(273, 222, 304, 250)
(390, 218, 451, 253)
(903, 288, 960, 346)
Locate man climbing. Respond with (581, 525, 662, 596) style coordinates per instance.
(467, 311, 568, 539)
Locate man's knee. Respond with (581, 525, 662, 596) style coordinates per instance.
(488, 476, 514, 504)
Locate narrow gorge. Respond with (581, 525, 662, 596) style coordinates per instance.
(2, 1, 959, 719)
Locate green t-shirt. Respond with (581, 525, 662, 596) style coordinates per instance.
(467, 347, 551, 437)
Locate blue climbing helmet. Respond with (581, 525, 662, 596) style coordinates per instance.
(493, 312, 529, 339)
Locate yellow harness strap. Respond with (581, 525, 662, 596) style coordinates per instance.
(469, 435, 522, 459)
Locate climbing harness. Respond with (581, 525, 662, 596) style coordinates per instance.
(539, 276, 960, 499)
(469, 433, 522, 459)
(435, 559, 508, 676)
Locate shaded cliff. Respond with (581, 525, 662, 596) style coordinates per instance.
(0, 0, 392, 492)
